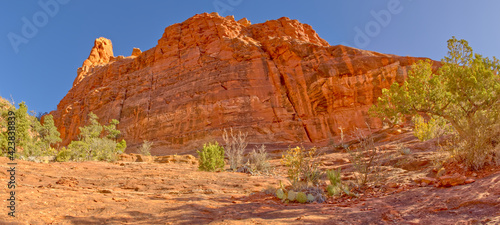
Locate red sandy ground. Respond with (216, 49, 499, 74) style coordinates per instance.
(0, 129, 499, 224)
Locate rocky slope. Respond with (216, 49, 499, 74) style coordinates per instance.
(51, 12, 438, 154)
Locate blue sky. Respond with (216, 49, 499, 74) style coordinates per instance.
(1, 0, 499, 114)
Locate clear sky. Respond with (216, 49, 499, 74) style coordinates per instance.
(1, 0, 499, 114)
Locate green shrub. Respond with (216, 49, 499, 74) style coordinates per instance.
(326, 168, 342, 196)
(327, 168, 341, 187)
(197, 142, 225, 172)
(66, 140, 88, 161)
(56, 148, 72, 162)
(64, 112, 125, 162)
(413, 115, 451, 141)
(0, 101, 61, 159)
(370, 37, 500, 170)
(93, 138, 119, 161)
(281, 146, 321, 188)
(116, 140, 127, 154)
(281, 146, 303, 184)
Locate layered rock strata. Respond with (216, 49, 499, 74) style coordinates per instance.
(51, 13, 437, 154)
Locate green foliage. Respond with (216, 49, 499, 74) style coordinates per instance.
(140, 140, 153, 156)
(281, 146, 303, 184)
(0, 100, 61, 159)
(412, 115, 451, 141)
(56, 148, 72, 162)
(197, 142, 225, 172)
(79, 112, 102, 140)
(281, 146, 321, 188)
(36, 115, 62, 153)
(15, 102, 31, 149)
(327, 184, 341, 196)
(276, 188, 285, 200)
(93, 138, 120, 161)
(370, 37, 500, 170)
(66, 140, 89, 161)
(304, 167, 322, 187)
(65, 112, 126, 162)
(116, 139, 127, 154)
(327, 168, 341, 186)
(104, 119, 121, 139)
(326, 168, 342, 196)
(274, 180, 323, 204)
(296, 192, 307, 203)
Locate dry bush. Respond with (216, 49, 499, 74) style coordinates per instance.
(222, 128, 248, 171)
(396, 143, 411, 155)
(248, 144, 271, 174)
(345, 126, 384, 189)
(140, 140, 153, 156)
(452, 116, 500, 170)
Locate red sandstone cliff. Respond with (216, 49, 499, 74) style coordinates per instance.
(51, 13, 436, 154)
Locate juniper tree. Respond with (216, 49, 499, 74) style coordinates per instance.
(370, 37, 500, 170)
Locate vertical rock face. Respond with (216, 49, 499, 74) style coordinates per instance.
(75, 37, 114, 87)
(51, 13, 438, 154)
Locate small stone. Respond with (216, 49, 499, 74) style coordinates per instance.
(112, 197, 128, 202)
(99, 189, 112, 194)
(387, 182, 398, 188)
(421, 177, 438, 185)
(438, 173, 466, 187)
(465, 178, 475, 184)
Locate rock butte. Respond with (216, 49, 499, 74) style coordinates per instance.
(51, 12, 439, 155)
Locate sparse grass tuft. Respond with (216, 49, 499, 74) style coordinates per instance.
(140, 140, 153, 156)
